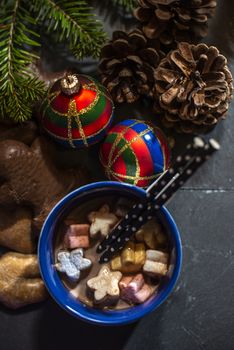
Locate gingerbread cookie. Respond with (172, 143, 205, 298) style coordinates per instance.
(0, 252, 47, 309)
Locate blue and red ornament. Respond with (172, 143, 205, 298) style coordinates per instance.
(100, 119, 170, 188)
(40, 74, 114, 148)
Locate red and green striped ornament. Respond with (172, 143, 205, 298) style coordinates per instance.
(40, 74, 114, 148)
(100, 119, 170, 188)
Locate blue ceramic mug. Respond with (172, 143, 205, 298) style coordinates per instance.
(38, 181, 182, 325)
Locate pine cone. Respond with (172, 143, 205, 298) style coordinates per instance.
(134, 0, 217, 47)
(99, 29, 163, 103)
(153, 42, 233, 134)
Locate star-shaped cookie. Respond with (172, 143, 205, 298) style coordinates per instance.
(87, 265, 122, 303)
(56, 248, 92, 282)
(88, 204, 118, 238)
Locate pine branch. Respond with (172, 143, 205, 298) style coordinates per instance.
(0, 76, 45, 122)
(0, 0, 107, 122)
(32, 0, 107, 59)
(0, 0, 46, 121)
(110, 0, 137, 11)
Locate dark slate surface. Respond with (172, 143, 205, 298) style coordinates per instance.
(1, 1, 234, 349)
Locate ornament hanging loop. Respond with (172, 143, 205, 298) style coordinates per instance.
(61, 74, 81, 95)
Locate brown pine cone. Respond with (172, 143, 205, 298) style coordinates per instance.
(134, 0, 217, 47)
(153, 42, 233, 134)
(99, 29, 163, 103)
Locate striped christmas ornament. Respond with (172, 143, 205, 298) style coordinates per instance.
(40, 74, 114, 148)
(100, 119, 170, 188)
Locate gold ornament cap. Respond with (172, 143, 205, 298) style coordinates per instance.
(61, 74, 81, 95)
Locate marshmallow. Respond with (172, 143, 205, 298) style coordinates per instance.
(120, 273, 153, 304)
(143, 250, 169, 277)
(135, 243, 146, 267)
(119, 276, 133, 290)
(111, 255, 122, 271)
(122, 241, 135, 265)
(135, 220, 167, 249)
(133, 283, 153, 303)
(64, 224, 90, 249)
(87, 265, 122, 304)
(143, 260, 168, 276)
(146, 250, 169, 264)
(111, 242, 146, 273)
(115, 205, 129, 218)
(114, 198, 132, 216)
(56, 248, 92, 282)
(120, 274, 144, 294)
(88, 204, 118, 238)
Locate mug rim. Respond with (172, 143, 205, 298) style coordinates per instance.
(38, 181, 182, 325)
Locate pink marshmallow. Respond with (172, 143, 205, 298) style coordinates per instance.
(120, 273, 152, 304)
(66, 235, 89, 249)
(128, 274, 145, 293)
(119, 276, 133, 290)
(120, 274, 144, 301)
(68, 224, 90, 236)
(64, 224, 90, 249)
(133, 283, 153, 303)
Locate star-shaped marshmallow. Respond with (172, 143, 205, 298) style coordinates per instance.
(88, 204, 118, 238)
(87, 265, 122, 303)
(56, 248, 92, 282)
(135, 220, 167, 249)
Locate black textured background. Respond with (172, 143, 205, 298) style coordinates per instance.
(1, 1, 234, 349)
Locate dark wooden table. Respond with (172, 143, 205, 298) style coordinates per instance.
(1, 1, 234, 349)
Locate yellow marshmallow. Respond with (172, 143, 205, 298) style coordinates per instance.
(111, 242, 146, 273)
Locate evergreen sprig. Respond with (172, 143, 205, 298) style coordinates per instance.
(0, 0, 45, 121)
(32, 0, 107, 59)
(0, 0, 107, 122)
(111, 0, 137, 11)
